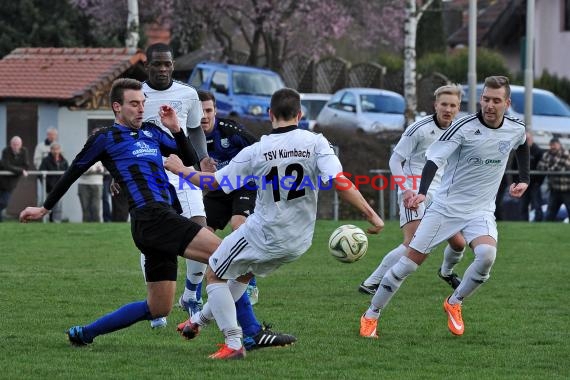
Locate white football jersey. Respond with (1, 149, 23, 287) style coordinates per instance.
(427, 113, 526, 216)
(215, 127, 343, 257)
(142, 80, 202, 183)
(393, 114, 449, 198)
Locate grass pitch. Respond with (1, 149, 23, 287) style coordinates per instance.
(0, 221, 568, 379)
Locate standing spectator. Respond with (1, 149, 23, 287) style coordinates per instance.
(77, 161, 104, 222)
(517, 132, 545, 221)
(34, 127, 58, 169)
(0, 136, 30, 222)
(537, 137, 570, 221)
(102, 171, 112, 222)
(111, 187, 130, 222)
(39, 143, 68, 223)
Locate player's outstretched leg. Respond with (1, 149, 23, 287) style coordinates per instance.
(359, 244, 407, 295)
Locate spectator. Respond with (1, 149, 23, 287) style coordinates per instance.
(0, 136, 30, 222)
(77, 161, 104, 222)
(111, 180, 129, 222)
(102, 171, 112, 222)
(34, 127, 58, 169)
(537, 138, 570, 221)
(516, 132, 545, 221)
(39, 143, 68, 223)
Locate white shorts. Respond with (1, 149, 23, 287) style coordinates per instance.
(209, 227, 298, 280)
(175, 187, 205, 218)
(398, 192, 432, 227)
(409, 209, 498, 254)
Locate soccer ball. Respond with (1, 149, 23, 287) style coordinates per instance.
(328, 224, 368, 263)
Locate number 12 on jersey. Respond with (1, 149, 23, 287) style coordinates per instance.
(264, 164, 306, 202)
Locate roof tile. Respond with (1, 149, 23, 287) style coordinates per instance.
(0, 47, 146, 105)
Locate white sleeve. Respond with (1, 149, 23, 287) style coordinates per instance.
(392, 134, 416, 161)
(426, 135, 461, 167)
(315, 134, 343, 183)
(215, 146, 254, 193)
(185, 95, 202, 130)
(389, 151, 405, 177)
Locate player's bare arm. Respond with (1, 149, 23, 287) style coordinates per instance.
(19, 206, 49, 223)
(333, 177, 384, 234)
(159, 105, 181, 133)
(164, 154, 219, 190)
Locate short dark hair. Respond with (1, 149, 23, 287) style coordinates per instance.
(484, 75, 511, 99)
(145, 43, 172, 62)
(270, 88, 301, 121)
(197, 89, 216, 106)
(550, 137, 560, 144)
(109, 78, 142, 109)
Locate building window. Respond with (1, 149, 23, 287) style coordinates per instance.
(565, 0, 570, 31)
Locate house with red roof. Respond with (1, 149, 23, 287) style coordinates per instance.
(0, 47, 146, 221)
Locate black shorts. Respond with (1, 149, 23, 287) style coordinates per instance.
(204, 187, 256, 231)
(131, 202, 202, 282)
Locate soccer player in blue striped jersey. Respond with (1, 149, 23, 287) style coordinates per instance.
(360, 76, 530, 338)
(359, 85, 466, 296)
(19, 78, 222, 346)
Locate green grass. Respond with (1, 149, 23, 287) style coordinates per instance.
(0, 221, 568, 379)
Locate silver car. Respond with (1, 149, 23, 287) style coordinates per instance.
(315, 88, 405, 133)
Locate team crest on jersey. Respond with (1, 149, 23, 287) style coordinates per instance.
(170, 100, 183, 114)
(498, 141, 510, 154)
(142, 130, 153, 138)
(220, 138, 230, 148)
(132, 141, 158, 157)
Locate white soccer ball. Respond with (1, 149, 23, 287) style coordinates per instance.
(328, 224, 368, 263)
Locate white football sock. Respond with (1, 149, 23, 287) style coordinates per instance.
(367, 256, 419, 317)
(440, 245, 465, 276)
(183, 259, 207, 301)
(206, 283, 242, 349)
(227, 279, 249, 302)
(364, 244, 407, 285)
(449, 244, 496, 305)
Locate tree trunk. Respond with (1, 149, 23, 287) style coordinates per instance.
(403, 0, 417, 127)
(126, 0, 139, 49)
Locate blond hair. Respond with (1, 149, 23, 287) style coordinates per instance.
(434, 84, 462, 102)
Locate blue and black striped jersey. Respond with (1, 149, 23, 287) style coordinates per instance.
(44, 122, 196, 211)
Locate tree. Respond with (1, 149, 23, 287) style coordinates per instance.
(69, 0, 405, 71)
(403, 0, 435, 125)
(0, 0, 111, 58)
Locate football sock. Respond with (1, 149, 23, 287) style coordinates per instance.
(228, 280, 261, 336)
(223, 327, 244, 350)
(364, 244, 407, 285)
(192, 303, 213, 326)
(206, 283, 242, 348)
(248, 276, 257, 287)
(82, 301, 152, 342)
(370, 256, 418, 311)
(183, 259, 207, 301)
(440, 245, 465, 276)
(449, 244, 496, 304)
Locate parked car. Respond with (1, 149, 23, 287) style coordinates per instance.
(189, 62, 284, 123)
(300, 93, 331, 130)
(460, 84, 570, 148)
(315, 88, 406, 133)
